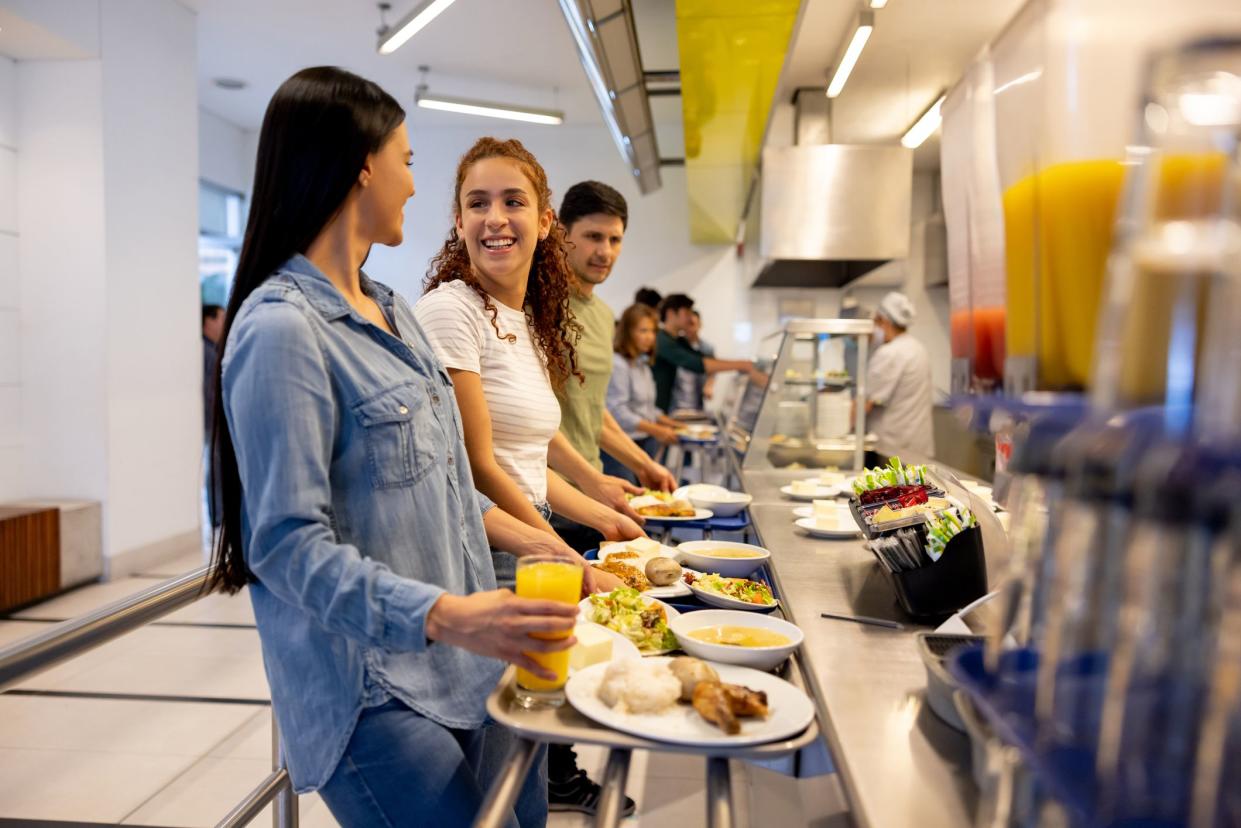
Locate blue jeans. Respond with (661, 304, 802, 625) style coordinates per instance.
(319, 698, 548, 828)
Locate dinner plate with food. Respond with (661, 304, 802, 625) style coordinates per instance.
(779, 479, 843, 501)
(672, 484, 752, 518)
(677, 424, 719, 443)
(579, 588, 681, 656)
(792, 500, 862, 539)
(627, 491, 712, 522)
(684, 572, 779, 612)
(565, 655, 815, 747)
(595, 538, 692, 598)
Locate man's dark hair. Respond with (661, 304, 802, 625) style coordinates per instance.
(202, 304, 224, 326)
(657, 293, 694, 323)
(559, 180, 628, 230)
(634, 287, 662, 308)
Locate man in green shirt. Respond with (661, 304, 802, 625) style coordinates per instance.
(653, 293, 756, 412)
(547, 181, 676, 496)
(543, 180, 675, 819)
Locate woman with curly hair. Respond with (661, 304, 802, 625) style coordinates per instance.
(415, 137, 643, 590)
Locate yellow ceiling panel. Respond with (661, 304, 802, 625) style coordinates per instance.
(676, 0, 799, 243)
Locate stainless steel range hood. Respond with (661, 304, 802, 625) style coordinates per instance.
(755, 144, 913, 287)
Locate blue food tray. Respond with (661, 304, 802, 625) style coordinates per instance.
(948, 645, 1114, 827)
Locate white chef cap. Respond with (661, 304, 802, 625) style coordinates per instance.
(877, 291, 916, 328)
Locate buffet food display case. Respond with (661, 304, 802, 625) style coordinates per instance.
(732, 319, 876, 472)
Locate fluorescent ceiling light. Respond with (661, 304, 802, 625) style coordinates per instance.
(416, 93, 563, 125)
(901, 94, 945, 148)
(870, 0, 889, 7)
(827, 12, 874, 99)
(378, 0, 458, 55)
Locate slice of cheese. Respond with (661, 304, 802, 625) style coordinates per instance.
(569, 624, 614, 672)
(790, 480, 820, 495)
(812, 499, 837, 519)
(628, 537, 661, 556)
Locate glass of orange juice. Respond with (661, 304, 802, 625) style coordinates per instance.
(513, 556, 583, 709)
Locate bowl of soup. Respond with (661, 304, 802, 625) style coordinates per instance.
(669, 609, 803, 670)
(675, 541, 771, 578)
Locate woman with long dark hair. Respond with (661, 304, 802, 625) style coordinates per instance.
(207, 67, 577, 827)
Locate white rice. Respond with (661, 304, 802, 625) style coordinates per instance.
(597, 659, 682, 714)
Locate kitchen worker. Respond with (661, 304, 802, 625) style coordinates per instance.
(862, 291, 934, 458)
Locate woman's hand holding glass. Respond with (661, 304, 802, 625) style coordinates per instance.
(425, 591, 578, 681)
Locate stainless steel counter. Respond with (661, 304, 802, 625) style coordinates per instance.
(741, 469, 981, 828)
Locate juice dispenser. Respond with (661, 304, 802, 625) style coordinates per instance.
(943, 49, 1007, 394)
(991, 0, 1241, 394)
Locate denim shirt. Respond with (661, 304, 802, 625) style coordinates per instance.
(222, 255, 503, 793)
(607, 352, 659, 439)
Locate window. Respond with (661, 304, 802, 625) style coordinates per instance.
(198, 180, 245, 306)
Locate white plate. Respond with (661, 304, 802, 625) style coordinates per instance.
(564, 657, 815, 748)
(579, 595, 682, 656)
(596, 543, 692, 598)
(637, 508, 714, 523)
(791, 505, 852, 519)
(688, 580, 779, 612)
(780, 484, 840, 502)
(794, 516, 862, 539)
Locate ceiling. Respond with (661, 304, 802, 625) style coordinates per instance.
(774, 0, 1026, 169)
(189, 0, 685, 157)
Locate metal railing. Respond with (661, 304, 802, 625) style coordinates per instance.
(0, 565, 297, 828)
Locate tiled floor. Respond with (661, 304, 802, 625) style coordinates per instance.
(0, 552, 849, 826)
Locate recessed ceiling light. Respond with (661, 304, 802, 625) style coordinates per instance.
(213, 77, 248, 91)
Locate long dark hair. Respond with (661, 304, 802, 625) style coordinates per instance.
(424, 137, 582, 390)
(207, 67, 405, 594)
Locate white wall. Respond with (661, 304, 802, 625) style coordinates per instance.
(199, 107, 252, 194)
(0, 56, 19, 500)
(12, 0, 201, 573)
(17, 59, 110, 510)
(100, 0, 200, 565)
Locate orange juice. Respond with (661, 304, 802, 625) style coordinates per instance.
(1003, 159, 1125, 390)
(1003, 153, 1230, 391)
(514, 559, 582, 692)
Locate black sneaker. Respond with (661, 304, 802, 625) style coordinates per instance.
(547, 768, 637, 817)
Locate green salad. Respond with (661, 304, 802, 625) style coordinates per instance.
(587, 588, 678, 652)
(693, 573, 775, 606)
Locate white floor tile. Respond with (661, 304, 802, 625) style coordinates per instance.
(27, 646, 269, 700)
(0, 620, 57, 647)
(10, 577, 166, 620)
(13, 624, 269, 700)
(208, 708, 272, 760)
(0, 695, 257, 757)
(161, 589, 256, 627)
(0, 746, 197, 822)
(137, 549, 210, 578)
(122, 754, 291, 827)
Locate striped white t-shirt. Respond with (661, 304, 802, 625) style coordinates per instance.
(414, 279, 561, 504)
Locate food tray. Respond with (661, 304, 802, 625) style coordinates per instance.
(584, 549, 780, 615)
(948, 645, 1098, 827)
(486, 666, 820, 759)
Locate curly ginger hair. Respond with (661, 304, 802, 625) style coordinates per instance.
(424, 137, 582, 389)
